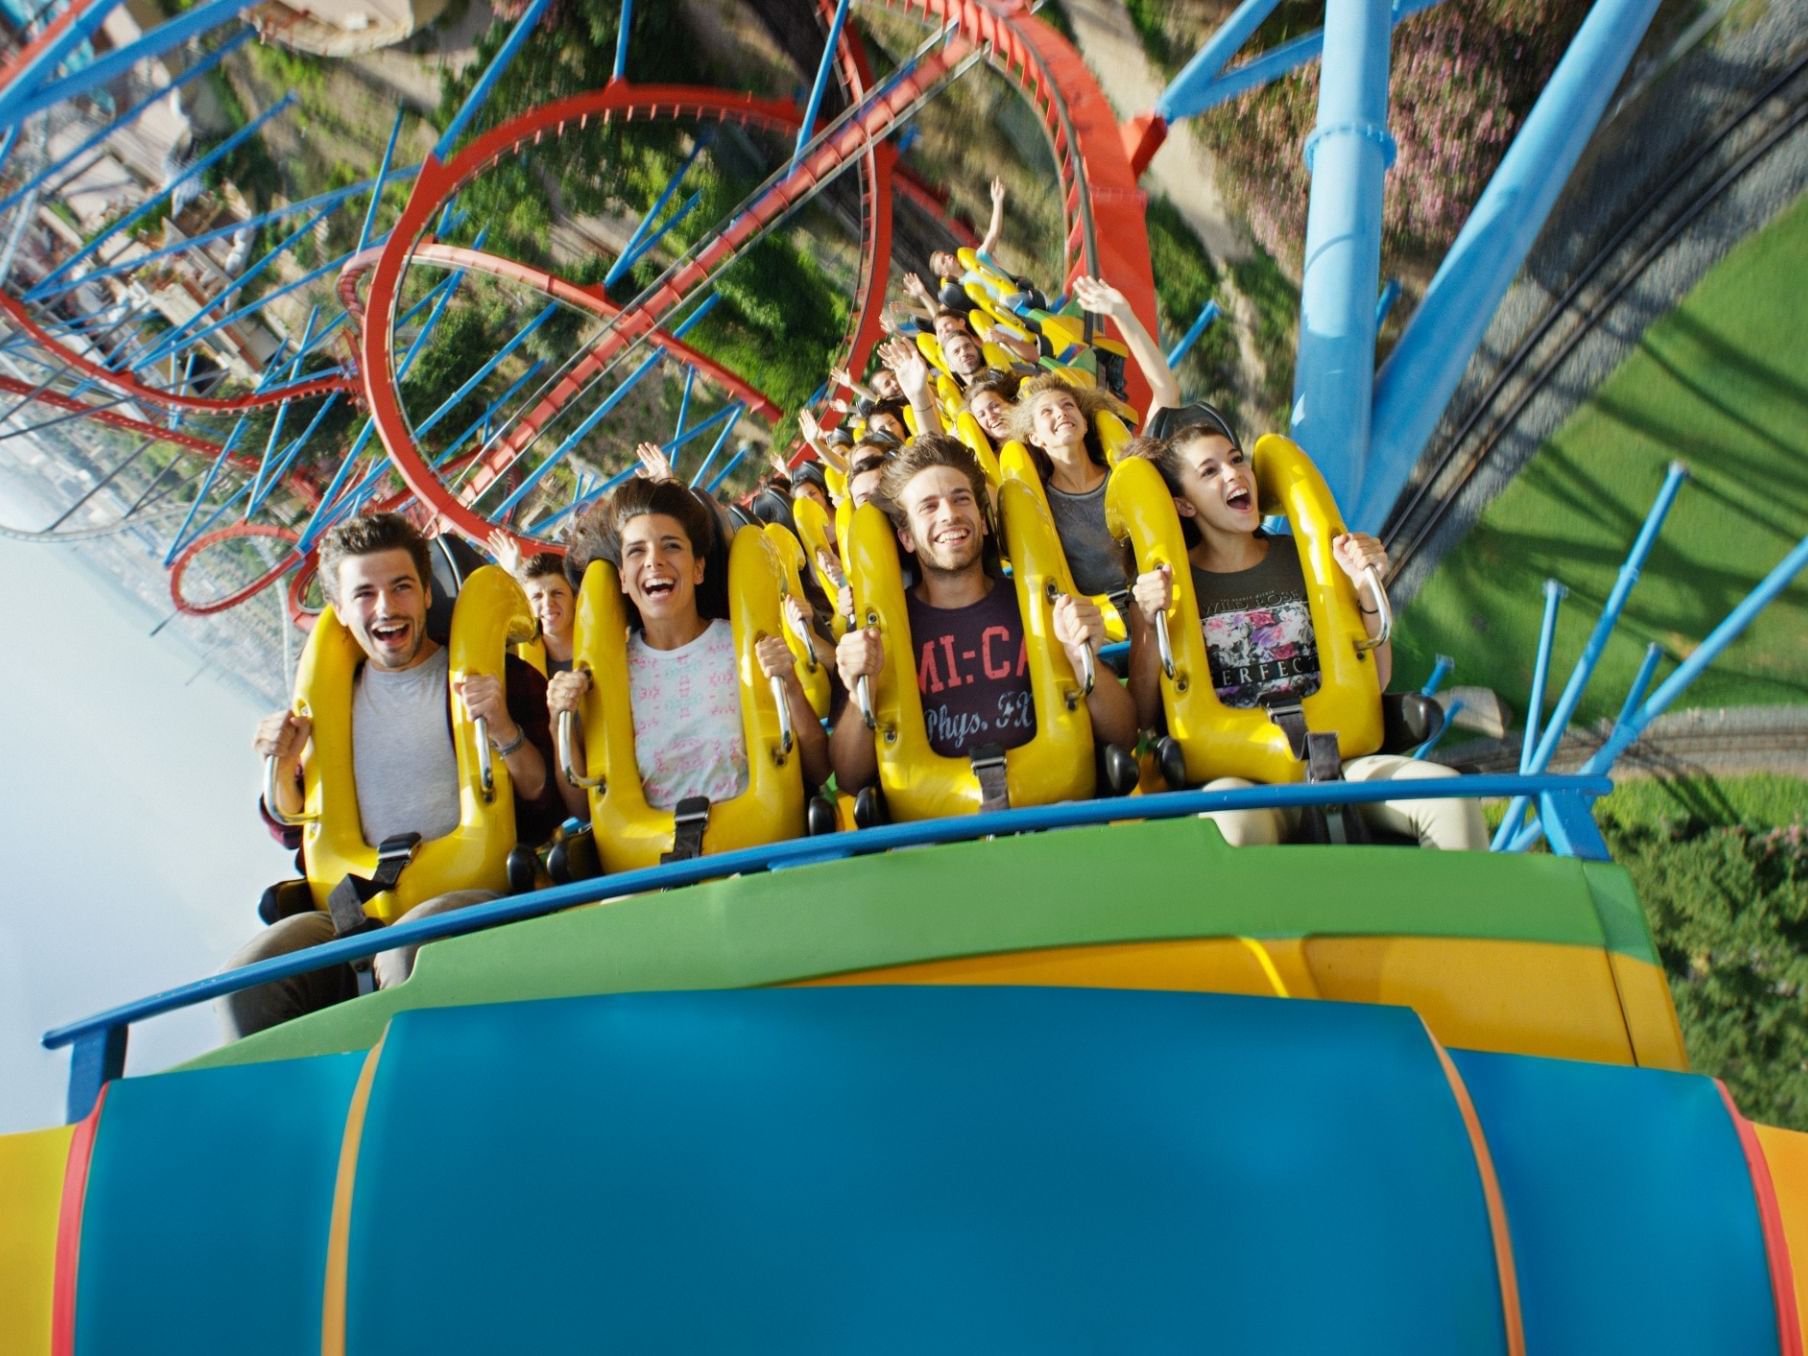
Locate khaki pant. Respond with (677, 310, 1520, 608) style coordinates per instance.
(1201, 755, 1489, 851)
(214, 888, 498, 1042)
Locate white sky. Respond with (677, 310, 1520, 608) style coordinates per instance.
(0, 527, 290, 1134)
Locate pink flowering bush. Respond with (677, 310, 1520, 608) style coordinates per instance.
(1197, 0, 1589, 265)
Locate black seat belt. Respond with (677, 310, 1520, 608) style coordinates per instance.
(1267, 704, 1355, 846)
(662, 797, 711, 864)
(969, 742, 1010, 814)
(324, 832, 420, 996)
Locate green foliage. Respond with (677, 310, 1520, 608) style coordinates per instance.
(1143, 193, 1241, 417)
(1229, 246, 1298, 433)
(1598, 775, 1808, 1130)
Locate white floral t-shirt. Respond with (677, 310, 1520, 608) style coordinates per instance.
(627, 619, 749, 809)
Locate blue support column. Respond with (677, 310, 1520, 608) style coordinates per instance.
(604, 139, 709, 290)
(1418, 654, 1453, 697)
(357, 108, 407, 254)
(688, 415, 740, 489)
(66, 1024, 126, 1123)
(1492, 462, 1687, 850)
(1288, 0, 1393, 511)
(0, 0, 134, 129)
(1361, 0, 1664, 530)
(673, 364, 696, 440)
(1374, 277, 1402, 329)
(792, 0, 853, 171)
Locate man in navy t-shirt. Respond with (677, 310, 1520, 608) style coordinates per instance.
(830, 434, 1135, 791)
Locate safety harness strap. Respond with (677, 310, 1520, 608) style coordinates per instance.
(969, 742, 1010, 814)
(662, 796, 711, 864)
(324, 832, 419, 996)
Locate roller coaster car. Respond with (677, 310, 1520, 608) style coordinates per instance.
(1109, 438, 1445, 843)
(259, 546, 542, 928)
(840, 480, 1134, 822)
(559, 529, 823, 875)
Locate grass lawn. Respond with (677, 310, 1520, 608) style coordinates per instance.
(1393, 191, 1808, 725)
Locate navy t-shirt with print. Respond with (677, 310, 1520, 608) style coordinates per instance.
(905, 580, 1037, 758)
(1189, 542, 1322, 708)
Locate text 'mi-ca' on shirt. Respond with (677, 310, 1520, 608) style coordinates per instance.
(627, 618, 749, 809)
(1190, 543, 1323, 708)
(351, 646, 461, 847)
(905, 579, 1037, 759)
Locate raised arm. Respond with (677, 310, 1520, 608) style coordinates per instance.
(1071, 275, 1180, 419)
(878, 335, 945, 436)
(978, 177, 1007, 257)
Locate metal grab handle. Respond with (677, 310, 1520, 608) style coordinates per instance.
(1354, 565, 1393, 654)
(786, 602, 819, 672)
(558, 709, 604, 791)
(1046, 581, 1095, 696)
(1155, 608, 1175, 681)
(771, 673, 793, 762)
(262, 755, 315, 827)
(856, 674, 876, 731)
(474, 715, 495, 802)
(1076, 639, 1095, 697)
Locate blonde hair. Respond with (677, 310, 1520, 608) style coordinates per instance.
(1007, 373, 1120, 480)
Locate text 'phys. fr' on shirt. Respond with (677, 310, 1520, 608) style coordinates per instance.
(1189, 543, 1323, 709)
(627, 619, 749, 810)
(904, 580, 1037, 759)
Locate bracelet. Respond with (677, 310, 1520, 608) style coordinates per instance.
(489, 726, 526, 757)
(1359, 605, 1380, 616)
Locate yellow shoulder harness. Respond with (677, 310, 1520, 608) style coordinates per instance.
(293, 564, 536, 923)
(762, 521, 832, 718)
(843, 490, 1094, 821)
(1105, 434, 1383, 785)
(997, 439, 1128, 643)
(571, 528, 806, 871)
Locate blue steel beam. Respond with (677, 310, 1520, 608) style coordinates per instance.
(611, 189, 702, 281)
(1158, 0, 1446, 121)
(1418, 654, 1453, 697)
(1360, 0, 1664, 530)
(433, 0, 553, 160)
(488, 346, 666, 520)
(1166, 299, 1220, 369)
(29, 93, 297, 298)
(358, 109, 407, 255)
(1155, 0, 1284, 122)
(673, 364, 696, 439)
(1288, 0, 1392, 509)
(706, 445, 747, 494)
(612, 0, 634, 83)
(792, 0, 853, 171)
(0, 0, 135, 129)
(603, 137, 710, 290)
(687, 412, 740, 489)
(1375, 278, 1402, 329)
(1513, 537, 1808, 851)
(0, 28, 252, 220)
(1492, 462, 1687, 849)
(1, 0, 253, 130)
(1521, 579, 1566, 772)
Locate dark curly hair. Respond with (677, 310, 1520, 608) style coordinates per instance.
(564, 477, 728, 627)
(317, 511, 431, 607)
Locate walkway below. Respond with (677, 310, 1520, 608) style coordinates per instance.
(1058, 0, 1249, 264)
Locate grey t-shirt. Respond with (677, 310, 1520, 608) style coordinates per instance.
(351, 645, 461, 846)
(1045, 478, 1128, 598)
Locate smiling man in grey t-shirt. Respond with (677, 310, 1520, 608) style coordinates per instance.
(223, 513, 562, 1041)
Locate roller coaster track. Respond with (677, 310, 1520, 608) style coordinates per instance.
(1382, 51, 1808, 582)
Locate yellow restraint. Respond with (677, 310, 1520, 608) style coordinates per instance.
(842, 485, 1095, 820)
(292, 564, 536, 923)
(571, 528, 805, 871)
(514, 633, 548, 676)
(1105, 434, 1383, 785)
(952, 411, 1003, 487)
(792, 493, 852, 636)
(763, 521, 833, 717)
(997, 438, 1129, 643)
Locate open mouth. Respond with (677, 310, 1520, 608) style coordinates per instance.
(640, 577, 676, 601)
(371, 620, 410, 646)
(934, 526, 972, 548)
(1225, 488, 1254, 513)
